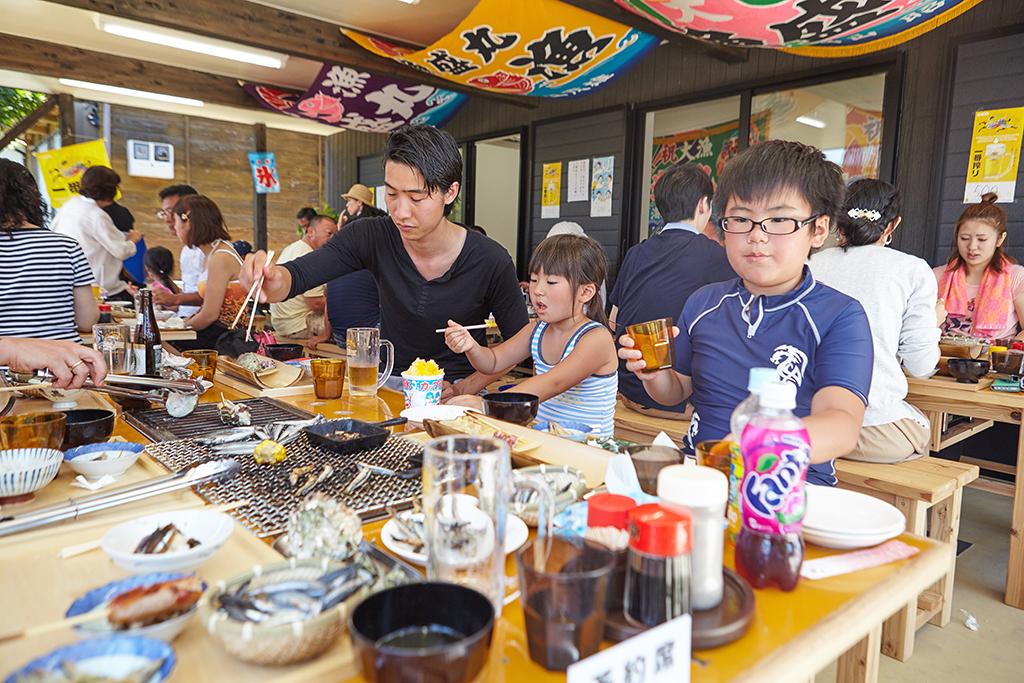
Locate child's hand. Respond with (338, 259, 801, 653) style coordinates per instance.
(444, 320, 479, 354)
(935, 298, 947, 328)
(618, 327, 679, 377)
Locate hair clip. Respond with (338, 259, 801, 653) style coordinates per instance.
(847, 208, 882, 221)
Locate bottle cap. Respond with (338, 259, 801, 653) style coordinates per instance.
(760, 380, 797, 410)
(98, 304, 111, 312)
(628, 504, 691, 556)
(587, 493, 637, 530)
(747, 367, 779, 394)
(657, 464, 728, 510)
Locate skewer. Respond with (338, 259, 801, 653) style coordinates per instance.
(434, 322, 494, 333)
(0, 608, 112, 644)
(245, 249, 275, 342)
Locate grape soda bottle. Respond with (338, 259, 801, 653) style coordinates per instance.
(727, 367, 779, 542)
(734, 380, 810, 591)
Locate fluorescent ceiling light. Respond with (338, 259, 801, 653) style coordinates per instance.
(95, 17, 286, 69)
(796, 115, 826, 129)
(58, 78, 204, 107)
(396, 0, 422, 4)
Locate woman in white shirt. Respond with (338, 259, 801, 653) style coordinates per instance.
(810, 179, 942, 463)
(52, 166, 141, 302)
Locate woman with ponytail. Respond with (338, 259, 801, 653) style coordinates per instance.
(810, 178, 940, 463)
(934, 193, 1022, 340)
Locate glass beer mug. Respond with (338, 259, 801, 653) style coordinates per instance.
(346, 327, 393, 396)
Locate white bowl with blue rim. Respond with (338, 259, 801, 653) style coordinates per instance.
(102, 509, 234, 574)
(0, 448, 63, 499)
(532, 419, 594, 442)
(64, 442, 146, 480)
(4, 635, 175, 683)
(66, 572, 206, 642)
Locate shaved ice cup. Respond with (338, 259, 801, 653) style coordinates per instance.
(402, 370, 445, 409)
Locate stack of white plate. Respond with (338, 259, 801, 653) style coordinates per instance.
(802, 485, 905, 549)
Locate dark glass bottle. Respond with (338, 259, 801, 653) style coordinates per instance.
(133, 289, 162, 377)
(97, 304, 113, 324)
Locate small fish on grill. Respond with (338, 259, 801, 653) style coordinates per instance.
(134, 523, 201, 554)
(219, 394, 252, 426)
(292, 464, 334, 496)
(197, 426, 265, 446)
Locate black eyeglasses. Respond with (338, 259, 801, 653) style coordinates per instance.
(719, 214, 821, 235)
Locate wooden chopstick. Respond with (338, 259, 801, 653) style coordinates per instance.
(57, 499, 251, 560)
(434, 322, 492, 333)
(0, 607, 111, 644)
(230, 249, 275, 332)
(245, 249, 275, 342)
(0, 383, 53, 393)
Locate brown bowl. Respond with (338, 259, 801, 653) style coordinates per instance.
(481, 392, 539, 426)
(264, 344, 304, 362)
(623, 444, 686, 494)
(991, 350, 1024, 376)
(945, 358, 990, 384)
(0, 412, 66, 450)
(60, 409, 116, 449)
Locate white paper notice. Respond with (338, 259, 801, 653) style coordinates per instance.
(567, 614, 691, 683)
(568, 159, 590, 202)
(591, 155, 614, 217)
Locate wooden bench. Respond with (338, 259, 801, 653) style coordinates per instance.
(613, 398, 691, 444)
(835, 456, 979, 662)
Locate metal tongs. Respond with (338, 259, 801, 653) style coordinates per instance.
(1, 370, 203, 406)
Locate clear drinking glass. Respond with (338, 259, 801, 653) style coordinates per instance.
(92, 323, 131, 374)
(423, 436, 554, 613)
(346, 327, 394, 396)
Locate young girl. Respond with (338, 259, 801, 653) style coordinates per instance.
(934, 193, 1023, 340)
(144, 246, 181, 297)
(444, 234, 618, 436)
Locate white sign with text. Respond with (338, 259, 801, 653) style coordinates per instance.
(567, 614, 691, 683)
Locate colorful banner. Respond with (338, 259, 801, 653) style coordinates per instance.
(248, 152, 281, 194)
(242, 63, 466, 133)
(648, 113, 770, 232)
(542, 162, 562, 218)
(964, 107, 1023, 204)
(34, 139, 115, 209)
(613, 0, 983, 57)
(591, 156, 614, 218)
(344, 0, 657, 98)
(843, 107, 882, 179)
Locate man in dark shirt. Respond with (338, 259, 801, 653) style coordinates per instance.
(609, 162, 736, 415)
(240, 124, 529, 394)
(102, 200, 145, 286)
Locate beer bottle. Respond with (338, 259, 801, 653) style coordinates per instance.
(133, 289, 162, 376)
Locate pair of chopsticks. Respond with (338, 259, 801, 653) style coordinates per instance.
(434, 322, 492, 333)
(0, 383, 53, 394)
(231, 249, 276, 342)
(0, 608, 113, 645)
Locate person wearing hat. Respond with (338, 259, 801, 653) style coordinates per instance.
(339, 183, 385, 227)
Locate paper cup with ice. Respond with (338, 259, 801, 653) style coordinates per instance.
(401, 358, 445, 409)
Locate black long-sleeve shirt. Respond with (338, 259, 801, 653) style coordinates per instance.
(284, 217, 529, 380)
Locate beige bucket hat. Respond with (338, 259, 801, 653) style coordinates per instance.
(342, 183, 375, 206)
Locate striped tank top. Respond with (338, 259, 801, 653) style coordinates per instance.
(530, 321, 618, 437)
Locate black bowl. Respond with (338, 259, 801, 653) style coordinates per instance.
(60, 409, 116, 449)
(481, 392, 539, 426)
(349, 582, 494, 683)
(264, 343, 304, 362)
(946, 358, 991, 384)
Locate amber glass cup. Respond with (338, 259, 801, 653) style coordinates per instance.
(183, 350, 218, 381)
(0, 412, 67, 450)
(311, 358, 346, 400)
(626, 317, 675, 371)
(696, 439, 733, 480)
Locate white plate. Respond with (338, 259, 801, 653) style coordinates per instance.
(803, 527, 903, 550)
(101, 509, 233, 574)
(400, 404, 470, 425)
(803, 485, 906, 536)
(380, 511, 529, 566)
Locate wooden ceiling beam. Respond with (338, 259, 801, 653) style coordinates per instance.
(0, 94, 57, 150)
(0, 33, 264, 110)
(42, 0, 538, 109)
(561, 0, 748, 64)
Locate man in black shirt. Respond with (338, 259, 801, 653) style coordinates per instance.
(240, 124, 528, 395)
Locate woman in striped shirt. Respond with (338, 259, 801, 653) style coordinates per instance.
(0, 160, 98, 342)
(444, 234, 618, 436)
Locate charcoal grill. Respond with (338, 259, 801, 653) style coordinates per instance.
(123, 398, 310, 442)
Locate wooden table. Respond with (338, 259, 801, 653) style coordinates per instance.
(905, 374, 1024, 609)
(80, 328, 197, 345)
(1, 383, 950, 683)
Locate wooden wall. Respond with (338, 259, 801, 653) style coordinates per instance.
(323, 0, 1023, 267)
(107, 105, 323, 275)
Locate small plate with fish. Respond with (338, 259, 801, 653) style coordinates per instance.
(380, 505, 529, 566)
(66, 573, 205, 642)
(101, 509, 233, 574)
(4, 635, 175, 683)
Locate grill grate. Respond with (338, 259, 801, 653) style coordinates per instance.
(144, 433, 423, 538)
(123, 398, 310, 442)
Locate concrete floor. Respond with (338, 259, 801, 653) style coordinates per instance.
(816, 488, 1024, 682)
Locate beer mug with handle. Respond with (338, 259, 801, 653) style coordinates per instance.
(346, 327, 393, 396)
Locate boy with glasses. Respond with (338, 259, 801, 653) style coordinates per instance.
(619, 140, 873, 486)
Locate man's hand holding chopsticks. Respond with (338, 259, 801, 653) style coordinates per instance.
(240, 250, 292, 303)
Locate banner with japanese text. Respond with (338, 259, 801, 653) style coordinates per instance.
(242, 63, 465, 133)
(843, 107, 883, 179)
(542, 162, 562, 218)
(613, 0, 983, 57)
(344, 0, 657, 98)
(248, 152, 281, 194)
(35, 139, 115, 209)
(964, 107, 1023, 204)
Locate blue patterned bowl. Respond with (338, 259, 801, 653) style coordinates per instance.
(0, 447, 63, 501)
(64, 442, 145, 479)
(4, 635, 175, 683)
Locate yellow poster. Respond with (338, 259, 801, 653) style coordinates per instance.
(35, 139, 114, 208)
(541, 162, 561, 219)
(964, 107, 1023, 204)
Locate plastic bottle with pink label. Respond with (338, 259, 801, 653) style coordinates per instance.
(734, 380, 811, 591)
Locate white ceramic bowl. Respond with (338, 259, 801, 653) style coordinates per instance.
(0, 448, 63, 497)
(64, 443, 145, 479)
(102, 509, 234, 574)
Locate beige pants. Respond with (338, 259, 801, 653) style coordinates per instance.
(845, 417, 931, 464)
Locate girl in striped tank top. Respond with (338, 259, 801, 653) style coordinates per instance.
(444, 234, 618, 436)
